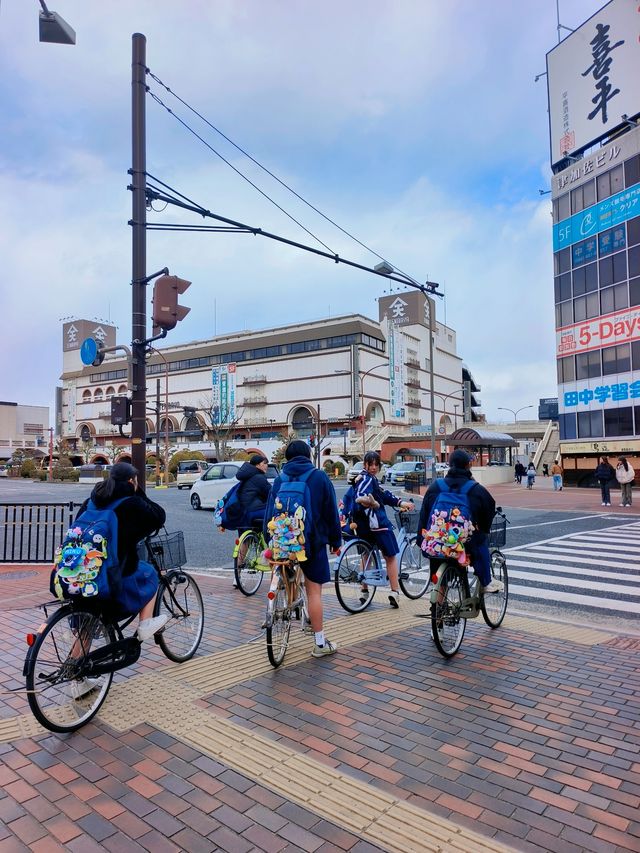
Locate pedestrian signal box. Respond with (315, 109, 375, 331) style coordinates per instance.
(152, 275, 191, 334)
(111, 396, 131, 426)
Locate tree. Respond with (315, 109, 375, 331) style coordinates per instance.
(271, 431, 296, 468)
(80, 438, 95, 463)
(199, 394, 244, 462)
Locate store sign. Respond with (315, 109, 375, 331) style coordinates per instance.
(556, 305, 640, 357)
(553, 182, 640, 250)
(560, 439, 639, 454)
(63, 319, 116, 353)
(562, 380, 640, 408)
(546, 0, 640, 165)
(379, 290, 431, 328)
(211, 363, 237, 425)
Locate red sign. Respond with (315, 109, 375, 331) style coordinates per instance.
(556, 306, 640, 358)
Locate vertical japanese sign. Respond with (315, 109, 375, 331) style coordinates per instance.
(211, 364, 237, 425)
(387, 318, 406, 418)
(65, 379, 77, 434)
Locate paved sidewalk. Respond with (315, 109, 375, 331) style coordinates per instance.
(0, 564, 639, 852)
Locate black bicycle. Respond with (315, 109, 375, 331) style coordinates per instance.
(23, 530, 204, 733)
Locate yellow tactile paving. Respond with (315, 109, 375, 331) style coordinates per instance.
(503, 613, 613, 645)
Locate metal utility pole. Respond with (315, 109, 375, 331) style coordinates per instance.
(130, 33, 147, 477)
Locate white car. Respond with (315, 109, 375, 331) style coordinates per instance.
(347, 461, 364, 485)
(190, 461, 279, 510)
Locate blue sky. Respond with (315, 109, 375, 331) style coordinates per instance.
(0, 0, 605, 421)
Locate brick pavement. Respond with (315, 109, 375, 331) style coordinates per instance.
(0, 562, 639, 852)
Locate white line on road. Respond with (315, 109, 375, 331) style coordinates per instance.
(508, 583, 640, 615)
(508, 569, 639, 596)
(506, 548, 637, 570)
(506, 558, 640, 583)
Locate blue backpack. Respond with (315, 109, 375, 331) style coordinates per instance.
(214, 482, 248, 530)
(50, 497, 128, 602)
(420, 480, 477, 562)
(268, 469, 315, 562)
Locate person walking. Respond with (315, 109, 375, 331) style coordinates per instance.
(551, 460, 563, 491)
(595, 456, 615, 506)
(526, 463, 536, 489)
(264, 440, 342, 658)
(514, 461, 524, 485)
(616, 457, 635, 507)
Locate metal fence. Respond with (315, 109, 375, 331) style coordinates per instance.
(0, 502, 82, 564)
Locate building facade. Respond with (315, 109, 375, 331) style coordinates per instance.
(58, 291, 480, 464)
(0, 402, 50, 463)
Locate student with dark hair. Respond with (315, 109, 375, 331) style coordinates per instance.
(76, 462, 168, 641)
(616, 456, 635, 507)
(236, 454, 272, 529)
(595, 456, 615, 506)
(264, 440, 341, 657)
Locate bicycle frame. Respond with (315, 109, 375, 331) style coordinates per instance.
(429, 561, 481, 619)
(264, 562, 305, 627)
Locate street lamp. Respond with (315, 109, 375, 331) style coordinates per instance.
(38, 1, 76, 44)
(497, 405, 534, 422)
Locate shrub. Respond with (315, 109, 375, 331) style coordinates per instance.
(20, 459, 39, 478)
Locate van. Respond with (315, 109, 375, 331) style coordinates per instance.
(176, 460, 210, 489)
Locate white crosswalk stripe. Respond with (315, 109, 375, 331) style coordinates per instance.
(503, 520, 640, 616)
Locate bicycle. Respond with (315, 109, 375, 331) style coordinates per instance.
(430, 509, 509, 658)
(233, 526, 270, 596)
(263, 558, 309, 668)
(23, 530, 204, 734)
(334, 508, 430, 613)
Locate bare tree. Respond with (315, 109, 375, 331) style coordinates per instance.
(198, 394, 244, 461)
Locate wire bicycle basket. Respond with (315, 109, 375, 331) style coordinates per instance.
(140, 531, 187, 571)
(488, 516, 507, 549)
(394, 510, 420, 535)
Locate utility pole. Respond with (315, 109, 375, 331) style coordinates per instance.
(130, 33, 147, 477)
(155, 378, 161, 486)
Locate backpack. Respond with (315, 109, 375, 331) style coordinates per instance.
(50, 496, 128, 602)
(420, 480, 476, 566)
(267, 469, 315, 562)
(214, 482, 247, 530)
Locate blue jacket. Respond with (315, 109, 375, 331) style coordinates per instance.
(353, 471, 402, 532)
(264, 456, 342, 554)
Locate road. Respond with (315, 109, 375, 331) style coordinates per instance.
(2, 477, 639, 630)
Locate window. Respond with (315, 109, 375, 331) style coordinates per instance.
(559, 412, 577, 440)
(636, 405, 640, 435)
(82, 390, 92, 401)
(613, 251, 627, 283)
(602, 343, 631, 376)
(601, 282, 629, 313)
(628, 245, 640, 279)
(577, 410, 603, 438)
(624, 154, 640, 188)
(94, 389, 103, 401)
(597, 164, 623, 201)
(576, 350, 601, 380)
(572, 237, 597, 267)
(554, 273, 572, 302)
(604, 407, 633, 437)
(555, 300, 573, 327)
(633, 341, 640, 370)
(555, 193, 571, 223)
(628, 217, 640, 248)
(557, 356, 575, 384)
(554, 248, 571, 275)
(573, 292, 598, 322)
(598, 225, 626, 256)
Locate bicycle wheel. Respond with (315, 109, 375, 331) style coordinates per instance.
(431, 564, 466, 658)
(155, 570, 204, 663)
(25, 606, 115, 733)
(398, 537, 430, 599)
(266, 580, 291, 668)
(334, 539, 377, 613)
(234, 531, 265, 596)
(480, 550, 509, 628)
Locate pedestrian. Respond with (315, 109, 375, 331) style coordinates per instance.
(264, 440, 342, 658)
(514, 461, 523, 484)
(542, 463, 549, 477)
(595, 456, 615, 506)
(616, 456, 635, 507)
(236, 454, 272, 529)
(526, 463, 536, 489)
(551, 460, 563, 491)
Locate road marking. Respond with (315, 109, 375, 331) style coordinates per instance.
(506, 558, 639, 583)
(508, 583, 640, 614)
(507, 512, 614, 530)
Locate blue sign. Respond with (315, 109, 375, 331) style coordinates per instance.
(80, 337, 98, 366)
(553, 184, 640, 251)
(564, 381, 640, 408)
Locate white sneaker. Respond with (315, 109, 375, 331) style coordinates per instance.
(602, 502, 606, 506)
(137, 614, 169, 641)
(388, 590, 400, 608)
(482, 579, 504, 594)
(619, 503, 625, 507)
(69, 677, 101, 700)
(312, 638, 338, 657)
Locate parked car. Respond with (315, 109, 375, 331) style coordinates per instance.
(176, 459, 211, 489)
(190, 461, 279, 510)
(385, 461, 425, 486)
(0, 465, 8, 477)
(434, 462, 449, 476)
(347, 461, 364, 485)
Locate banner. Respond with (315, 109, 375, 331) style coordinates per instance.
(556, 306, 640, 357)
(211, 364, 237, 425)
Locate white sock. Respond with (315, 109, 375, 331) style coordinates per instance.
(314, 631, 325, 647)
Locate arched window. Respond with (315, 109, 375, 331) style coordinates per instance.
(367, 403, 383, 424)
(160, 417, 174, 434)
(82, 390, 92, 402)
(106, 386, 115, 398)
(94, 388, 103, 402)
(291, 406, 313, 436)
(118, 385, 127, 394)
(80, 424, 92, 442)
(185, 415, 201, 432)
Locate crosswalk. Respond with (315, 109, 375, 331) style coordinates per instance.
(504, 520, 640, 617)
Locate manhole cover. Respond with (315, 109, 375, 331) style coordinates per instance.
(0, 570, 39, 581)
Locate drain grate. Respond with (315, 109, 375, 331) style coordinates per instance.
(0, 570, 38, 581)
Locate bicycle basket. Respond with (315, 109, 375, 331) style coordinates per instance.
(488, 516, 506, 549)
(141, 531, 187, 571)
(394, 510, 420, 535)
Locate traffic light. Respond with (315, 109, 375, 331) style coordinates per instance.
(152, 274, 191, 334)
(111, 396, 131, 426)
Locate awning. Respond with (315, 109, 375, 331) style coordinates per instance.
(447, 427, 517, 448)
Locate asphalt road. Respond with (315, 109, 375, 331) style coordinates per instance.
(2, 478, 639, 632)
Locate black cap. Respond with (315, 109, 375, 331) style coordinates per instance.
(285, 440, 311, 460)
(110, 462, 138, 481)
(250, 454, 267, 466)
(448, 449, 472, 470)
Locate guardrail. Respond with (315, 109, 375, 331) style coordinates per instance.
(0, 502, 82, 564)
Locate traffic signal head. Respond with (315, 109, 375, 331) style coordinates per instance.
(111, 396, 131, 426)
(152, 274, 191, 334)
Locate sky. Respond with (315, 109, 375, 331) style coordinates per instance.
(0, 0, 607, 422)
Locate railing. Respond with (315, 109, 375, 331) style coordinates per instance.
(0, 502, 82, 564)
(532, 420, 555, 469)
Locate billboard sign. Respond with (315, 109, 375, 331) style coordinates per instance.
(556, 305, 640, 357)
(546, 0, 640, 166)
(211, 364, 237, 425)
(387, 318, 406, 419)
